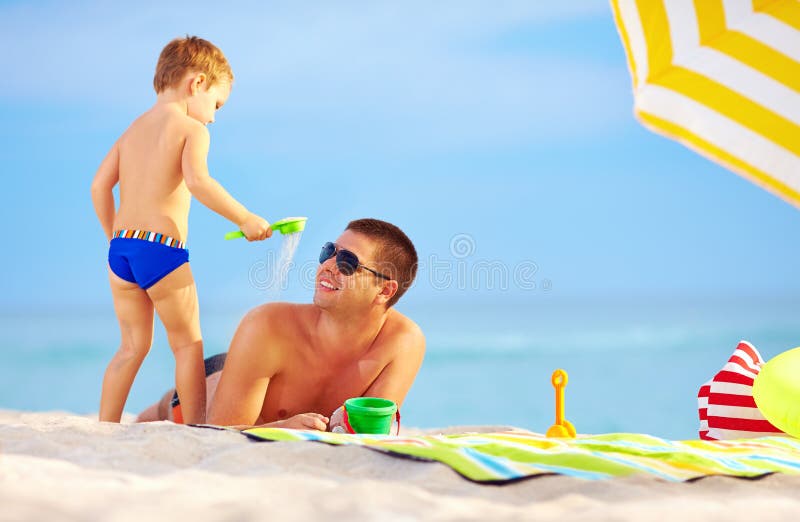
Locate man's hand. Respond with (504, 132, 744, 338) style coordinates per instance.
(269, 413, 329, 431)
(240, 212, 272, 241)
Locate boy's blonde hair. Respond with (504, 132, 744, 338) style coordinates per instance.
(153, 36, 233, 93)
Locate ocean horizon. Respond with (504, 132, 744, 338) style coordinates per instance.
(2, 295, 799, 440)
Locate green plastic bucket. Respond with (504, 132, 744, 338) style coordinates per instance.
(344, 397, 397, 434)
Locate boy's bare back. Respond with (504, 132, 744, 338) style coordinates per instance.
(114, 107, 204, 241)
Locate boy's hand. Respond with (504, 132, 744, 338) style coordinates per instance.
(240, 212, 272, 241)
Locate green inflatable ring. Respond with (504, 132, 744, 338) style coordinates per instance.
(753, 346, 800, 438)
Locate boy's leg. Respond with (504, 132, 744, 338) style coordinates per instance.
(146, 263, 206, 424)
(100, 270, 154, 422)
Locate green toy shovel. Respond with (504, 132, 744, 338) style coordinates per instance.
(225, 217, 308, 240)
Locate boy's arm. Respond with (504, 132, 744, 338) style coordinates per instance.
(90, 141, 120, 240)
(207, 307, 280, 426)
(361, 325, 426, 409)
(182, 123, 263, 234)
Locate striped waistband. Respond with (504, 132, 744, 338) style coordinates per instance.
(112, 229, 186, 249)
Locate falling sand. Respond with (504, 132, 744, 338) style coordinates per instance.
(265, 231, 303, 297)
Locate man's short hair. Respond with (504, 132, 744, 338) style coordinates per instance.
(153, 36, 233, 93)
(346, 218, 418, 308)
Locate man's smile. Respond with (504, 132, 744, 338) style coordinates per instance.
(318, 276, 340, 291)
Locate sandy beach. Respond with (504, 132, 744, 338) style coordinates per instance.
(2, 410, 800, 521)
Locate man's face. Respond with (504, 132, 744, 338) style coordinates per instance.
(313, 230, 388, 312)
(187, 75, 231, 125)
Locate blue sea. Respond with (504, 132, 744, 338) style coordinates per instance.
(2, 297, 799, 440)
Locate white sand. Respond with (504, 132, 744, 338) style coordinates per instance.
(2, 410, 800, 521)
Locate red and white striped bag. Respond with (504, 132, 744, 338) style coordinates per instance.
(698, 340, 785, 440)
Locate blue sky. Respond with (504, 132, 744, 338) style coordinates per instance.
(1, 0, 799, 314)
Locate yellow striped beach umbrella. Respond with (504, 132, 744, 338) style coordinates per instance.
(610, 0, 800, 207)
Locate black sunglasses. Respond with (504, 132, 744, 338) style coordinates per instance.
(319, 242, 392, 280)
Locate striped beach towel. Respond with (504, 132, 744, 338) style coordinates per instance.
(239, 427, 800, 483)
(698, 340, 785, 440)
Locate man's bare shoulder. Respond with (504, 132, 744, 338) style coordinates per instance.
(386, 309, 424, 336)
(381, 309, 425, 353)
(226, 303, 315, 370)
(240, 302, 316, 335)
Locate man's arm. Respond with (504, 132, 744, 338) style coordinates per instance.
(207, 307, 280, 426)
(90, 141, 120, 240)
(362, 323, 426, 409)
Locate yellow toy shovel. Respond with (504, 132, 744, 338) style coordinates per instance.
(546, 369, 577, 438)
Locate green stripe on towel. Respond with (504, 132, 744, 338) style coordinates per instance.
(241, 428, 800, 483)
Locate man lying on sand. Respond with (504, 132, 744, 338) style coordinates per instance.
(137, 218, 425, 431)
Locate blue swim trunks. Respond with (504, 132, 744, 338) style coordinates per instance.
(108, 229, 189, 290)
